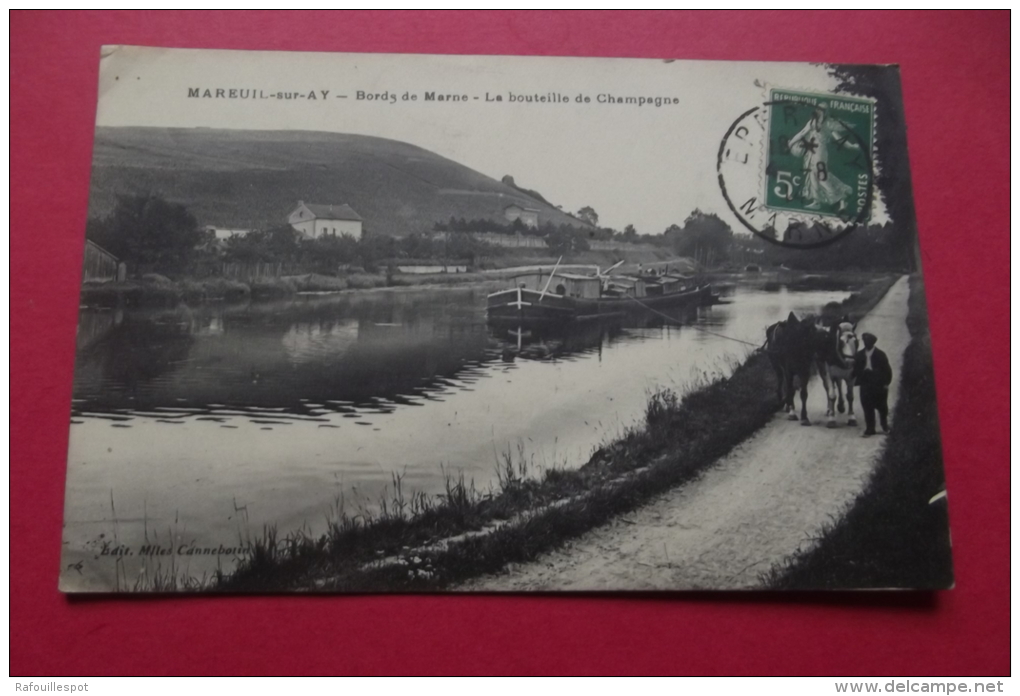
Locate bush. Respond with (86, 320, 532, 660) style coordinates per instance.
(250, 277, 297, 299)
(142, 273, 173, 286)
(180, 277, 251, 302)
(286, 274, 347, 292)
(87, 194, 204, 273)
(346, 273, 388, 290)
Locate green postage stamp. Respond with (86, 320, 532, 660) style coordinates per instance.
(764, 89, 875, 222)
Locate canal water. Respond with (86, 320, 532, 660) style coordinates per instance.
(62, 280, 854, 588)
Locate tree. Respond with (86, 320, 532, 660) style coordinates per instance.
(576, 206, 599, 227)
(671, 210, 735, 267)
(264, 225, 301, 260)
(221, 226, 299, 265)
(357, 234, 397, 272)
(662, 223, 683, 246)
(621, 224, 638, 242)
(545, 225, 590, 256)
(299, 233, 360, 273)
(87, 194, 203, 273)
(829, 64, 918, 271)
(223, 230, 270, 263)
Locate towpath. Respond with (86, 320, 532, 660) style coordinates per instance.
(465, 276, 911, 590)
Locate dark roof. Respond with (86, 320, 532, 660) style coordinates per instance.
(85, 238, 119, 261)
(301, 203, 363, 221)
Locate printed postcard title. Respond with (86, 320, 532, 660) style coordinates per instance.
(187, 87, 682, 108)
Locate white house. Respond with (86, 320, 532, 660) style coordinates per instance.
(287, 201, 364, 239)
(503, 204, 540, 228)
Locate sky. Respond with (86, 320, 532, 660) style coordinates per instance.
(95, 47, 886, 235)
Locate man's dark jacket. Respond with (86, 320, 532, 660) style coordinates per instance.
(852, 347, 892, 389)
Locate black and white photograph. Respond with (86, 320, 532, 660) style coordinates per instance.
(61, 47, 953, 593)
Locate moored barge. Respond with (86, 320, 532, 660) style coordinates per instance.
(487, 267, 712, 326)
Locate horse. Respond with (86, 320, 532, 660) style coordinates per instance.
(766, 311, 825, 425)
(765, 318, 793, 411)
(816, 320, 859, 428)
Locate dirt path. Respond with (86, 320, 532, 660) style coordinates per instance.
(465, 276, 911, 591)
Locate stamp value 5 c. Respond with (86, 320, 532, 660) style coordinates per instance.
(718, 88, 876, 249)
(765, 89, 875, 221)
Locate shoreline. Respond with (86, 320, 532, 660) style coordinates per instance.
(77, 248, 686, 309)
(79, 271, 502, 308)
(180, 274, 898, 593)
(79, 266, 885, 310)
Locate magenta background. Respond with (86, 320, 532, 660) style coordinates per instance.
(10, 11, 1009, 675)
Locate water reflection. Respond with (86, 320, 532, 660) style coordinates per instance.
(72, 289, 494, 416)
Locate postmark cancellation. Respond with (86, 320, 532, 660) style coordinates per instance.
(718, 88, 876, 249)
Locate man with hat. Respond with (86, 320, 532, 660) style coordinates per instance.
(852, 332, 893, 437)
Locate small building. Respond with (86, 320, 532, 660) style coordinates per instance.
(503, 204, 540, 229)
(288, 201, 363, 240)
(82, 239, 126, 283)
(203, 225, 251, 241)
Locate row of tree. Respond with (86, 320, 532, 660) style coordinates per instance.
(433, 216, 540, 234)
(87, 193, 916, 279)
(432, 209, 652, 246)
(80, 194, 658, 276)
(432, 214, 616, 243)
(221, 226, 505, 273)
(85, 194, 518, 275)
(666, 209, 915, 272)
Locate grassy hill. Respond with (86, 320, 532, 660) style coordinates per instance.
(87, 127, 591, 237)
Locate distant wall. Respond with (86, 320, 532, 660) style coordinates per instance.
(397, 265, 468, 274)
(470, 232, 547, 248)
(434, 232, 658, 253)
(587, 240, 659, 252)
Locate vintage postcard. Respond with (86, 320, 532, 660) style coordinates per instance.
(61, 47, 952, 592)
